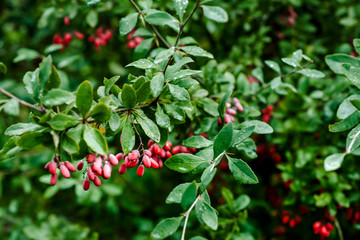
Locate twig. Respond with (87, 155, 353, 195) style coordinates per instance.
(334, 217, 344, 240)
(129, 0, 171, 48)
(129, 112, 145, 154)
(181, 195, 201, 240)
(0, 87, 46, 113)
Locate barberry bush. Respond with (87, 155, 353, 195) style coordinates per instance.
(1, 0, 360, 239)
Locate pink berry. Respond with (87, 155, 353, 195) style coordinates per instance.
(64, 16, 70, 25)
(94, 176, 101, 186)
(148, 140, 154, 147)
(115, 153, 124, 160)
(119, 163, 127, 174)
(150, 158, 159, 169)
(103, 162, 112, 179)
(164, 141, 172, 151)
(86, 153, 97, 163)
(158, 159, 163, 168)
(172, 145, 181, 155)
(165, 151, 172, 159)
(83, 179, 90, 191)
(226, 108, 237, 115)
(87, 167, 95, 181)
(137, 165, 145, 177)
(65, 161, 76, 172)
(160, 149, 166, 158)
(49, 160, 57, 174)
(77, 161, 84, 171)
(59, 163, 70, 178)
(154, 144, 161, 155)
(50, 173, 58, 186)
(108, 154, 119, 166)
(144, 150, 152, 157)
(142, 155, 151, 168)
(74, 31, 84, 39)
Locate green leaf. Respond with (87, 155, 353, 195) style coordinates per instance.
(134, 37, 154, 59)
(334, 191, 350, 208)
(165, 57, 194, 78)
(233, 126, 255, 146)
(145, 11, 180, 32)
(39, 56, 52, 94)
(197, 98, 218, 116)
(195, 199, 218, 230)
(354, 38, 360, 55)
(126, 59, 157, 69)
(213, 123, 233, 158)
(166, 69, 202, 81)
(342, 64, 360, 89)
(314, 193, 332, 207)
(221, 187, 234, 210)
(5, 123, 45, 136)
(86, 10, 98, 28)
(226, 155, 258, 184)
(218, 91, 232, 121)
(183, 136, 213, 149)
(202, 5, 228, 23)
(109, 112, 121, 132)
(251, 67, 264, 84)
(325, 54, 360, 74)
(0, 136, 22, 160)
(181, 181, 197, 210)
(165, 153, 210, 173)
(298, 69, 325, 79)
(324, 153, 346, 171)
(76, 81, 93, 117)
(155, 47, 175, 64)
(265, 60, 281, 74)
(83, 124, 108, 155)
(23, 69, 40, 100)
(351, 99, 360, 111)
(337, 95, 360, 119)
(151, 216, 184, 239)
(234, 194, 251, 212)
(200, 165, 216, 191)
(43, 89, 75, 107)
(61, 133, 79, 155)
(329, 111, 360, 132)
(166, 183, 191, 204)
(151, 73, 165, 97)
(90, 102, 110, 123)
(136, 81, 151, 103)
(181, 46, 213, 58)
(16, 132, 50, 150)
(105, 76, 120, 95)
(168, 84, 190, 101)
(238, 120, 273, 134)
(173, 0, 188, 22)
(155, 103, 170, 129)
(121, 84, 136, 109)
(346, 123, 360, 153)
(13, 48, 40, 63)
(46, 66, 61, 92)
(44, 44, 63, 54)
(119, 12, 138, 35)
(49, 113, 79, 131)
(0, 62, 7, 74)
(135, 110, 160, 142)
(163, 103, 185, 122)
(189, 237, 208, 240)
(2, 99, 19, 116)
(121, 117, 135, 153)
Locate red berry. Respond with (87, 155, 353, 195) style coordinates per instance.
(144, 150, 152, 157)
(189, 148, 196, 153)
(180, 146, 188, 153)
(83, 179, 90, 191)
(50, 173, 58, 186)
(77, 160, 84, 171)
(289, 219, 296, 228)
(150, 158, 159, 169)
(94, 176, 101, 186)
(158, 159, 163, 168)
(128, 159, 139, 168)
(74, 31, 84, 39)
(96, 27, 103, 37)
(53, 34, 63, 44)
(59, 163, 70, 178)
(103, 162, 112, 179)
(119, 163, 127, 174)
(103, 30, 112, 41)
(320, 225, 330, 237)
(137, 165, 145, 177)
(142, 155, 151, 168)
(87, 167, 95, 181)
(86, 153, 97, 163)
(226, 108, 237, 115)
(127, 29, 135, 40)
(224, 114, 231, 124)
(172, 145, 181, 155)
(294, 216, 301, 224)
(44, 161, 50, 170)
(326, 223, 334, 231)
(165, 151, 172, 159)
(148, 140, 154, 147)
(64, 33, 72, 45)
(88, 35, 95, 42)
(115, 153, 124, 160)
(154, 145, 161, 155)
(127, 40, 136, 48)
(282, 216, 290, 224)
(133, 36, 143, 45)
(49, 160, 57, 174)
(164, 141, 172, 151)
(313, 221, 321, 234)
(65, 161, 76, 172)
(160, 149, 166, 158)
(108, 154, 119, 166)
(64, 16, 70, 25)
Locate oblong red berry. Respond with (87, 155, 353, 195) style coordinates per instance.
(50, 173, 58, 186)
(165, 151, 172, 159)
(83, 179, 90, 191)
(144, 150, 152, 157)
(160, 149, 166, 158)
(154, 144, 161, 155)
(103, 162, 112, 179)
(164, 141, 172, 151)
(49, 161, 57, 174)
(86, 153, 97, 163)
(119, 163, 127, 174)
(137, 165, 145, 177)
(158, 159, 163, 168)
(74, 31, 84, 39)
(60, 163, 70, 178)
(64, 16, 70, 25)
(44, 161, 50, 170)
(77, 161, 84, 171)
(109, 154, 119, 166)
(147, 139, 154, 147)
(94, 176, 101, 186)
(150, 158, 159, 169)
(115, 153, 124, 160)
(142, 155, 151, 168)
(172, 145, 181, 155)
(87, 167, 95, 181)
(65, 161, 76, 172)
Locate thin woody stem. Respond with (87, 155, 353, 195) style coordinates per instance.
(0, 87, 46, 113)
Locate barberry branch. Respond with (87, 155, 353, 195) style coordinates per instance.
(128, 0, 171, 48)
(0, 87, 46, 113)
(334, 217, 344, 240)
(129, 112, 145, 154)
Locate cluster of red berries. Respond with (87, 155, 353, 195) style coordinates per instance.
(346, 207, 360, 224)
(88, 28, 112, 51)
(218, 98, 244, 124)
(126, 29, 144, 49)
(281, 210, 302, 228)
(44, 155, 76, 185)
(280, 7, 298, 26)
(261, 105, 274, 123)
(313, 221, 334, 239)
(52, 16, 84, 51)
